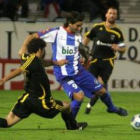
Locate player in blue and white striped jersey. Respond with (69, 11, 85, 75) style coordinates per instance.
(19, 11, 128, 120)
(38, 26, 83, 79)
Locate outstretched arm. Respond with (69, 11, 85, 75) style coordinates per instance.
(53, 59, 69, 66)
(18, 33, 38, 57)
(42, 59, 69, 67)
(0, 68, 23, 86)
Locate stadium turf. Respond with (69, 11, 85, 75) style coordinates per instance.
(0, 90, 140, 140)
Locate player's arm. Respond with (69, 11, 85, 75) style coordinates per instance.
(83, 25, 96, 46)
(78, 31, 92, 64)
(18, 33, 38, 57)
(78, 42, 89, 62)
(0, 68, 23, 86)
(111, 44, 126, 53)
(53, 59, 69, 66)
(41, 59, 69, 67)
(112, 29, 126, 53)
(83, 36, 91, 47)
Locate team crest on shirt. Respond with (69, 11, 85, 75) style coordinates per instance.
(111, 35, 115, 40)
(94, 79, 99, 84)
(99, 27, 103, 30)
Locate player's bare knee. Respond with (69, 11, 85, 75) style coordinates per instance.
(73, 91, 84, 101)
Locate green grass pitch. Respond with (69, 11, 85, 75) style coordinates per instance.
(0, 90, 140, 140)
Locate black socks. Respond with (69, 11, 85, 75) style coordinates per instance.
(0, 118, 8, 128)
(61, 112, 77, 130)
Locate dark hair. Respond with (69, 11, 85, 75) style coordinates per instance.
(102, 6, 118, 21)
(27, 38, 46, 54)
(64, 11, 85, 27)
(106, 6, 118, 14)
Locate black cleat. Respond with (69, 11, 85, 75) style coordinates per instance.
(77, 122, 88, 130)
(107, 107, 128, 116)
(85, 107, 91, 114)
(115, 107, 128, 116)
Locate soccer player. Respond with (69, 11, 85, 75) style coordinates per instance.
(84, 7, 127, 114)
(0, 38, 87, 130)
(19, 11, 128, 120)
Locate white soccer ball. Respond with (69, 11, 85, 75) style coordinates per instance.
(131, 114, 140, 130)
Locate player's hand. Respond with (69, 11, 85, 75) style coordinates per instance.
(111, 44, 119, 51)
(80, 57, 85, 65)
(112, 44, 126, 53)
(80, 57, 88, 65)
(53, 59, 69, 66)
(80, 57, 89, 69)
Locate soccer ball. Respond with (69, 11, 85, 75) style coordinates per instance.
(131, 114, 140, 130)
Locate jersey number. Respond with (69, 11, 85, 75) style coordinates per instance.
(72, 83, 78, 89)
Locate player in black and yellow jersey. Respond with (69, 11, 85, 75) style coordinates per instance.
(0, 38, 87, 130)
(84, 7, 127, 114)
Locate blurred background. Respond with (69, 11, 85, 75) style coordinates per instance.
(0, 0, 139, 22)
(0, 0, 140, 92)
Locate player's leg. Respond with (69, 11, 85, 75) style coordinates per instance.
(85, 60, 100, 114)
(61, 101, 77, 130)
(85, 76, 103, 114)
(99, 59, 114, 92)
(38, 98, 87, 130)
(0, 111, 21, 128)
(85, 76, 109, 114)
(95, 59, 128, 115)
(85, 94, 99, 114)
(0, 93, 31, 128)
(96, 87, 128, 116)
(61, 101, 88, 130)
(85, 60, 112, 114)
(82, 70, 128, 116)
(71, 91, 84, 118)
(62, 79, 84, 119)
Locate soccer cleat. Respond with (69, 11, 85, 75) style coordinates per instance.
(107, 107, 128, 116)
(77, 122, 88, 130)
(85, 107, 91, 114)
(66, 122, 88, 130)
(115, 107, 128, 116)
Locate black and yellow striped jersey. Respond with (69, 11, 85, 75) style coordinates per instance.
(86, 22, 125, 59)
(20, 53, 51, 99)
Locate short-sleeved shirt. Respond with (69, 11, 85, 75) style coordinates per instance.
(20, 53, 51, 100)
(12, 53, 64, 119)
(86, 22, 125, 59)
(37, 26, 84, 81)
(37, 26, 103, 99)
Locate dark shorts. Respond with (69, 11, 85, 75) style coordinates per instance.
(88, 58, 114, 84)
(12, 93, 64, 119)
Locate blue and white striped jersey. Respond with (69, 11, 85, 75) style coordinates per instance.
(37, 26, 84, 80)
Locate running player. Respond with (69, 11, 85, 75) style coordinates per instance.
(84, 7, 127, 114)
